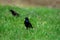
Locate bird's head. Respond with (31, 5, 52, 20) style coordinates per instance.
(25, 17, 29, 22)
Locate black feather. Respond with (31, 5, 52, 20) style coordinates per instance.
(10, 9, 19, 16)
(24, 17, 33, 29)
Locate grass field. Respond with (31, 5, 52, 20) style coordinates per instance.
(0, 5, 60, 40)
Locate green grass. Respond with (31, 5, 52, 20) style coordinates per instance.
(0, 5, 60, 40)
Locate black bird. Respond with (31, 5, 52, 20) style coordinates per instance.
(10, 9, 19, 16)
(24, 17, 33, 29)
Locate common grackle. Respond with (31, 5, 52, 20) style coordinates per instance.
(24, 17, 33, 29)
(10, 9, 19, 16)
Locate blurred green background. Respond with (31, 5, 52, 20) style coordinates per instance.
(0, 5, 60, 40)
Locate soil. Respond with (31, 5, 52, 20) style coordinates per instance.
(0, 0, 60, 8)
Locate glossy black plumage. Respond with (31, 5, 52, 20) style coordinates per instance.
(24, 17, 33, 29)
(10, 10, 19, 16)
